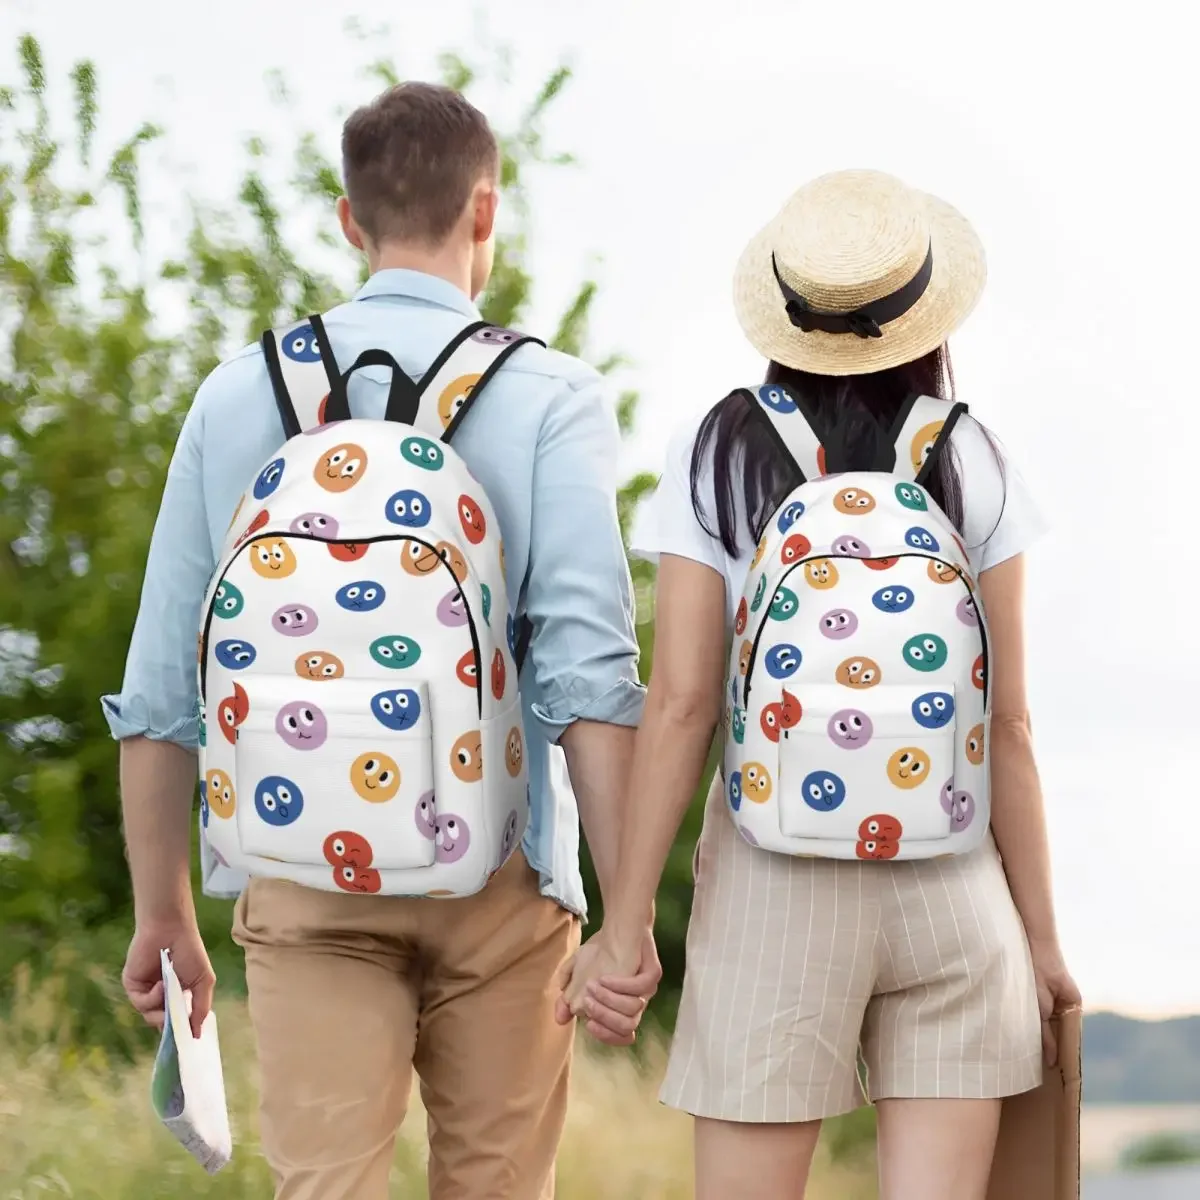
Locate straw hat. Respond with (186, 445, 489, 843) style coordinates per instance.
(733, 169, 986, 376)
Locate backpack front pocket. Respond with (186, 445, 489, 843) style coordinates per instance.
(231, 676, 437, 872)
(777, 683, 957, 855)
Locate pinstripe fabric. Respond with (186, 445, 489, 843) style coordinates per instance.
(661, 775, 1042, 1122)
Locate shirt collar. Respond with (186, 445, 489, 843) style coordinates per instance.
(354, 268, 481, 320)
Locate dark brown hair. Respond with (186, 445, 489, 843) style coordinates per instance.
(691, 346, 1004, 556)
(341, 82, 499, 246)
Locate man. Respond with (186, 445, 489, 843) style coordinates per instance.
(105, 82, 659, 1199)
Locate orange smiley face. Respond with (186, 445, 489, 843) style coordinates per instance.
(438, 373, 481, 429)
(751, 538, 768, 569)
(400, 540, 443, 576)
(833, 487, 876, 515)
(738, 639, 753, 675)
(295, 650, 345, 680)
(205, 769, 236, 819)
(314, 443, 368, 492)
(966, 723, 985, 765)
(928, 559, 958, 584)
(910, 421, 944, 475)
(835, 656, 882, 689)
(349, 752, 401, 802)
(734, 597, 748, 636)
(450, 731, 483, 783)
(505, 726, 523, 777)
(436, 541, 468, 583)
(742, 761, 773, 804)
(249, 537, 297, 579)
(804, 559, 839, 590)
(887, 747, 931, 789)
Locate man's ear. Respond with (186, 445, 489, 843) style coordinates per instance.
(472, 181, 498, 245)
(337, 196, 366, 251)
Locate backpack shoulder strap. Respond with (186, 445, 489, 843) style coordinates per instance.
(413, 321, 544, 443)
(741, 382, 826, 483)
(262, 313, 347, 438)
(887, 394, 969, 483)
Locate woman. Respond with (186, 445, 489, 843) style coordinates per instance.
(562, 170, 1079, 1199)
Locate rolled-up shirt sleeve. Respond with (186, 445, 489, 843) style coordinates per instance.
(524, 374, 646, 741)
(100, 389, 217, 748)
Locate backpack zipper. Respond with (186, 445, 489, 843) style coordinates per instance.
(199, 531, 485, 718)
(741, 551, 989, 710)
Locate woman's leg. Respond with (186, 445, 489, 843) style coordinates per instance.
(695, 1117, 823, 1200)
(875, 1098, 1000, 1200)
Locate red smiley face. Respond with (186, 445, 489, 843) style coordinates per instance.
(734, 597, 748, 635)
(333, 863, 382, 893)
(973, 654, 986, 691)
(779, 689, 802, 730)
(781, 533, 812, 565)
(491, 649, 506, 700)
(856, 838, 900, 861)
(458, 495, 486, 545)
(217, 682, 249, 744)
(863, 556, 899, 571)
(456, 649, 479, 688)
(816, 445, 827, 476)
(858, 814, 903, 842)
(328, 541, 369, 562)
(323, 830, 373, 869)
(234, 509, 270, 547)
(760, 702, 782, 743)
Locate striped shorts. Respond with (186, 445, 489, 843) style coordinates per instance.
(660, 775, 1043, 1123)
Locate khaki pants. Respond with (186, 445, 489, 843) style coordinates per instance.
(232, 852, 581, 1199)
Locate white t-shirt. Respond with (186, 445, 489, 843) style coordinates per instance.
(631, 411, 1047, 626)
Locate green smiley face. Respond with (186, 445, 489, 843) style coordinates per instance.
(895, 482, 928, 512)
(903, 633, 949, 672)
(198, 712, 206, 747)
(731, 706, 746, 744)
(750, 575, 767, 613)
(401, 436, 444, 471)
(214, 580, 244, 618)
(769, 586, 799, 621)
(480, 582, 492, 625)
(369, 635, 423, 669)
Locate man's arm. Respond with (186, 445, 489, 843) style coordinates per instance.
(103, 396, 219, 1037)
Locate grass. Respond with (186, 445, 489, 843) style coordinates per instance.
(0, 966, 877, 1199)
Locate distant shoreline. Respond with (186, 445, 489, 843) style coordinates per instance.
(1082, 1104, 1200, 1172)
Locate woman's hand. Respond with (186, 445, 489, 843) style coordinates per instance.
(555, 927, 661, 1046)
(1028, 936, 1081, 1066)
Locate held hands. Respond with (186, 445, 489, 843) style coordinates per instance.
(555, 926, 662, 1046)
(1028, 936, 1081, 1067)
(122, 920, 215, 1040)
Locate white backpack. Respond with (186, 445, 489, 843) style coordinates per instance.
(196, 313, 539, 897)
(725, 385, 990, 862)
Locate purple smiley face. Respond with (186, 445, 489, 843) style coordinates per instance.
(434, 813, 471, 863)
(415, 790, 437, 840)
(501, 809, 520, 857)
(956, 595, 979, 626)
(275, 701, 328, 750)
(827, 708, 873, 749)
(272, 603, 318, 637)
(436, 587, 470, 628)
(290, 511, 340, 539)
(831, 534, 872, 558)
(738, 824, 759, 847)
(941, 786, 976, 832)
(820, 608, 859, 640)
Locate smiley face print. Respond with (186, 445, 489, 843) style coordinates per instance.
(820, 608, 858, 640)
(214, 639, 256, 670)
(471, 326, 521, 346)
(234, 508, 270, 548)
(314, 443, 367, 492)
(895, 481, 928, 511)
(400, 540, 442, 577)
(871, 585, 913, 614)
(728, 770, 743, 812)
(371, 688, 422, 732)
(972, 654, 986, 691)
(350, 752, 401, 802)
(905, 526, 940, 553)
(742, 761, 773, 804)
(434, 813, 472, 864)
(450, 731, 483, 783)
(275, 701, 328, 750)
(385, 488, 432, 529)
(205, 769, 235, 818)
(218, 683, 249, 744)
(505, 726, 523, 777)
(760, 690, 801, 743)
(956, 595, 978, 626)
(437, 588, 470, 628)
(501, 808, 520, 858)
(213, 580, 244, 619)
(328, 541, 369, 562)
(295, 650, 345, 680)
(804, 559, 839, 590)
(776, 500, 805, 534)
(731, 706, 746, 744)
(273, 602, 319, 635)
(966, 723, 985, 765)
(912, 691, 955, 729)
(831, 534, 871, 558)
(734, 597, 748, 636)
(334, 862, 382, 893)
(910, 420, 944, 475)
(941, 785, 976, 832)
(750, 575, 768, 612)
(764, 643, 802, 680)
(834, 486, 875, 515)
(769, 587, 799, 621)
(802, 770, 846, 812)
(438, 373, 481, 429)
(863, 556, 899, 571)
(828, 708, 873, 749)
(415, 791, 437, 839)
(738, 639, 753, 675)
(456, 649, 479, 688)
(751, 537, 768, 569)
(904, 634, 949, 673)
(282, 323, 320, 363)
(491, 649, 507, 701)
(253, 458, 285, 500)
(856, 813, 903, 859)
(757, 383, 796, 413)
(887, 747, 931, 789)
(370, 635, 422, 670)
(324, 830, 378, 882)
(436, 541, 468, 583)
(249, 537, 297, 580)
(400, 435, 445, 472)
(835, 656, 882, 689)
(290, 511, 339, 539)
(255, 775, 304, 825)
(781, 533, 812, 566)
(928, 559, 958, 585)
(459, 495, 486, 545)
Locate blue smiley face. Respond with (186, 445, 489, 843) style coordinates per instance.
(871, 585, 914, 614)
(905, 526, 940, 553)
(750, 575, 768, 612)
(769, 586, 799, 621)
(253, 458, 285, 500)
(370, 688, 422, 731)
(912, 691, 955, 729)
(400, 436, 444, 471)
(214, 639, 257, 670)
(731, 707, 746, 744)
(764, 643, 802, 679)
(199, 778, 209, 827)
(214, 580, 244, 619)
(904, 634, 949, 672)
(777, 500, 805, 534)
(895, 482, 928, 511)
(480, 583, 492, 625)
(385, 488, 432, 528)
(506, 613, 518, 656)
(802, 770, 846, 812)
(758, 384, 797, 414)
(254, 775, 304, 826)
(281, 324, 321, 363)
(728, 770, 744, 812)
(335, 580, 386, 612)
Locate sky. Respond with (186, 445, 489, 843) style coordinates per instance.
(2, 0, 1195, 1016)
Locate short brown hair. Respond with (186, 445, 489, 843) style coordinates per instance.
(341, 82, 499, 246)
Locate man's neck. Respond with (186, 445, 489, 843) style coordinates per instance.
(367, 241, 474, 300)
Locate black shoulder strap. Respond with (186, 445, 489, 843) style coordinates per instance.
(741, 382, 826, 483)
(887, 394, 969, 483)
(262, 313, 346, 438)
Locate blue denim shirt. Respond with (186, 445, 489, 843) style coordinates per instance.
(101, 269, 645, 917)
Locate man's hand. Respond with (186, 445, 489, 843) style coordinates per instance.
(123, 920, 215, 1040)
(555, 926, 661, 1046)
